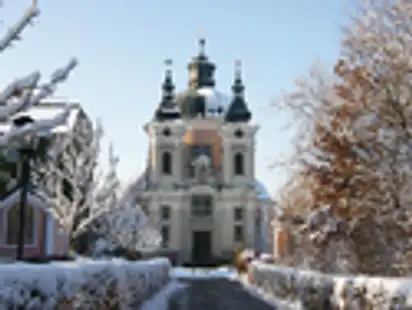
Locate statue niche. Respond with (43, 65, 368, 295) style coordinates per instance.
(192, 154, 211, 184)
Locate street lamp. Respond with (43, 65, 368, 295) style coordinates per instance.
(9, 115, 39, 260)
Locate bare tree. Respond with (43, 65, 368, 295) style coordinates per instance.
(273, 0, 412, 275)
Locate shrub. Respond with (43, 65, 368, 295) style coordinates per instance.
(0, 258, 171, 309)
(249, 261, 412, 309)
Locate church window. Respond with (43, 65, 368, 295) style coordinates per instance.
(161, 151, 172, 175)
(161, 205, 171, 220)
(161, 225, 170, 247)
(191, 195, 213, 217)
(141, 204, 149, 215)
(190, 146, 212, 159)
(188, 164, 195, 178)
(234, 225, 243, 242)
(234, 206, 244, 222)
(234, 152, 244, 176)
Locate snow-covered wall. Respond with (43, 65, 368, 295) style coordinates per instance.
(248, 261, 412, 309)
(0, 258, 172, 309)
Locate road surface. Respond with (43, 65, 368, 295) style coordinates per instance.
(170, 277, 275, 309)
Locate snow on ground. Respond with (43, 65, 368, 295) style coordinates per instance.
(141, 280, 187, 310)
(171, 267, 237, 279)
(171, 267, 298, 308)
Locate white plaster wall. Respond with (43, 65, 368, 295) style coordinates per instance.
(175, 142, 185, 182)
(147, 122, 186, 186)
(179, 196, 191, 262)
(144, 120, 263, 261)
(149, 192, 179, 248)
(217, 192, 257, 252)
(221, 123, 258, 186)
(222, 140, 232, 184)
(148, 190, 260, 261)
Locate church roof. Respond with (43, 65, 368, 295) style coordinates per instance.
(153, 39, 252, 123)
(225, 96, 252, 122)
(154, 60, 181, 122)
(225, 60, 251, 122)
(175, 87, 231, 119)
(254, 179, 272, 201)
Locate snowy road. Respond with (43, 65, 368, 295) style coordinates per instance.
(175, 278, 275, 309)
(172, 269, 275, 309)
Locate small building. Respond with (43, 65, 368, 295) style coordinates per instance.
(0, 98, 94, 259)
(127, 39, 274, 265)
(0, 187, 69, 260)
(0, 99, 92, 137)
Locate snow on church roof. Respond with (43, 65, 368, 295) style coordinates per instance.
(176, 87, 232, 118)
(254, 179, 272, 201)
(196, 87, 231, 115)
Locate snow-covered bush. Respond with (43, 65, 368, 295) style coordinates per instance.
(0, 258, 172, 309)
(259, 253, 274, 264)
(91, 145, 162, 257)
(249, 261, 412, 309)
(94, 199, 162, 256)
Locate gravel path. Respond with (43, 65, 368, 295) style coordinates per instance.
(174, 277, 275, 309)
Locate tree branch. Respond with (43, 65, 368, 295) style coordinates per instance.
(0, 0, 39, 54)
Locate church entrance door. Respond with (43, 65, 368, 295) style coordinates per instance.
(191, 231, 212, 266)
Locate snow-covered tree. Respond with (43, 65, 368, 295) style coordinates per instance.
(37, 128, 161, 256)
(0, 1, 160, 258)
(92, 147, 162, 256)
(93, 201, 162, 256)
(273, 0, 412, 275)
(0, 1, 77, 149)
(99, 143, 121, 213)
(36, 121, 108, 241)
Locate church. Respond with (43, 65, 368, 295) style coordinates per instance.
(130, 39, 273, 265)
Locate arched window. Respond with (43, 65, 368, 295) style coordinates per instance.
(234, 152, 244, 176)
(161, 151, 172, 175)
(6, 204, 35, 245)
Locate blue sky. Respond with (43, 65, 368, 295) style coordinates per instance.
(1, 0, 347, 196)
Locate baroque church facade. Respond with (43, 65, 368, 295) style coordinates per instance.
(131, 39, 273, 265)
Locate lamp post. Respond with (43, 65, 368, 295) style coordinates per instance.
(10, 115, 38, 260)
